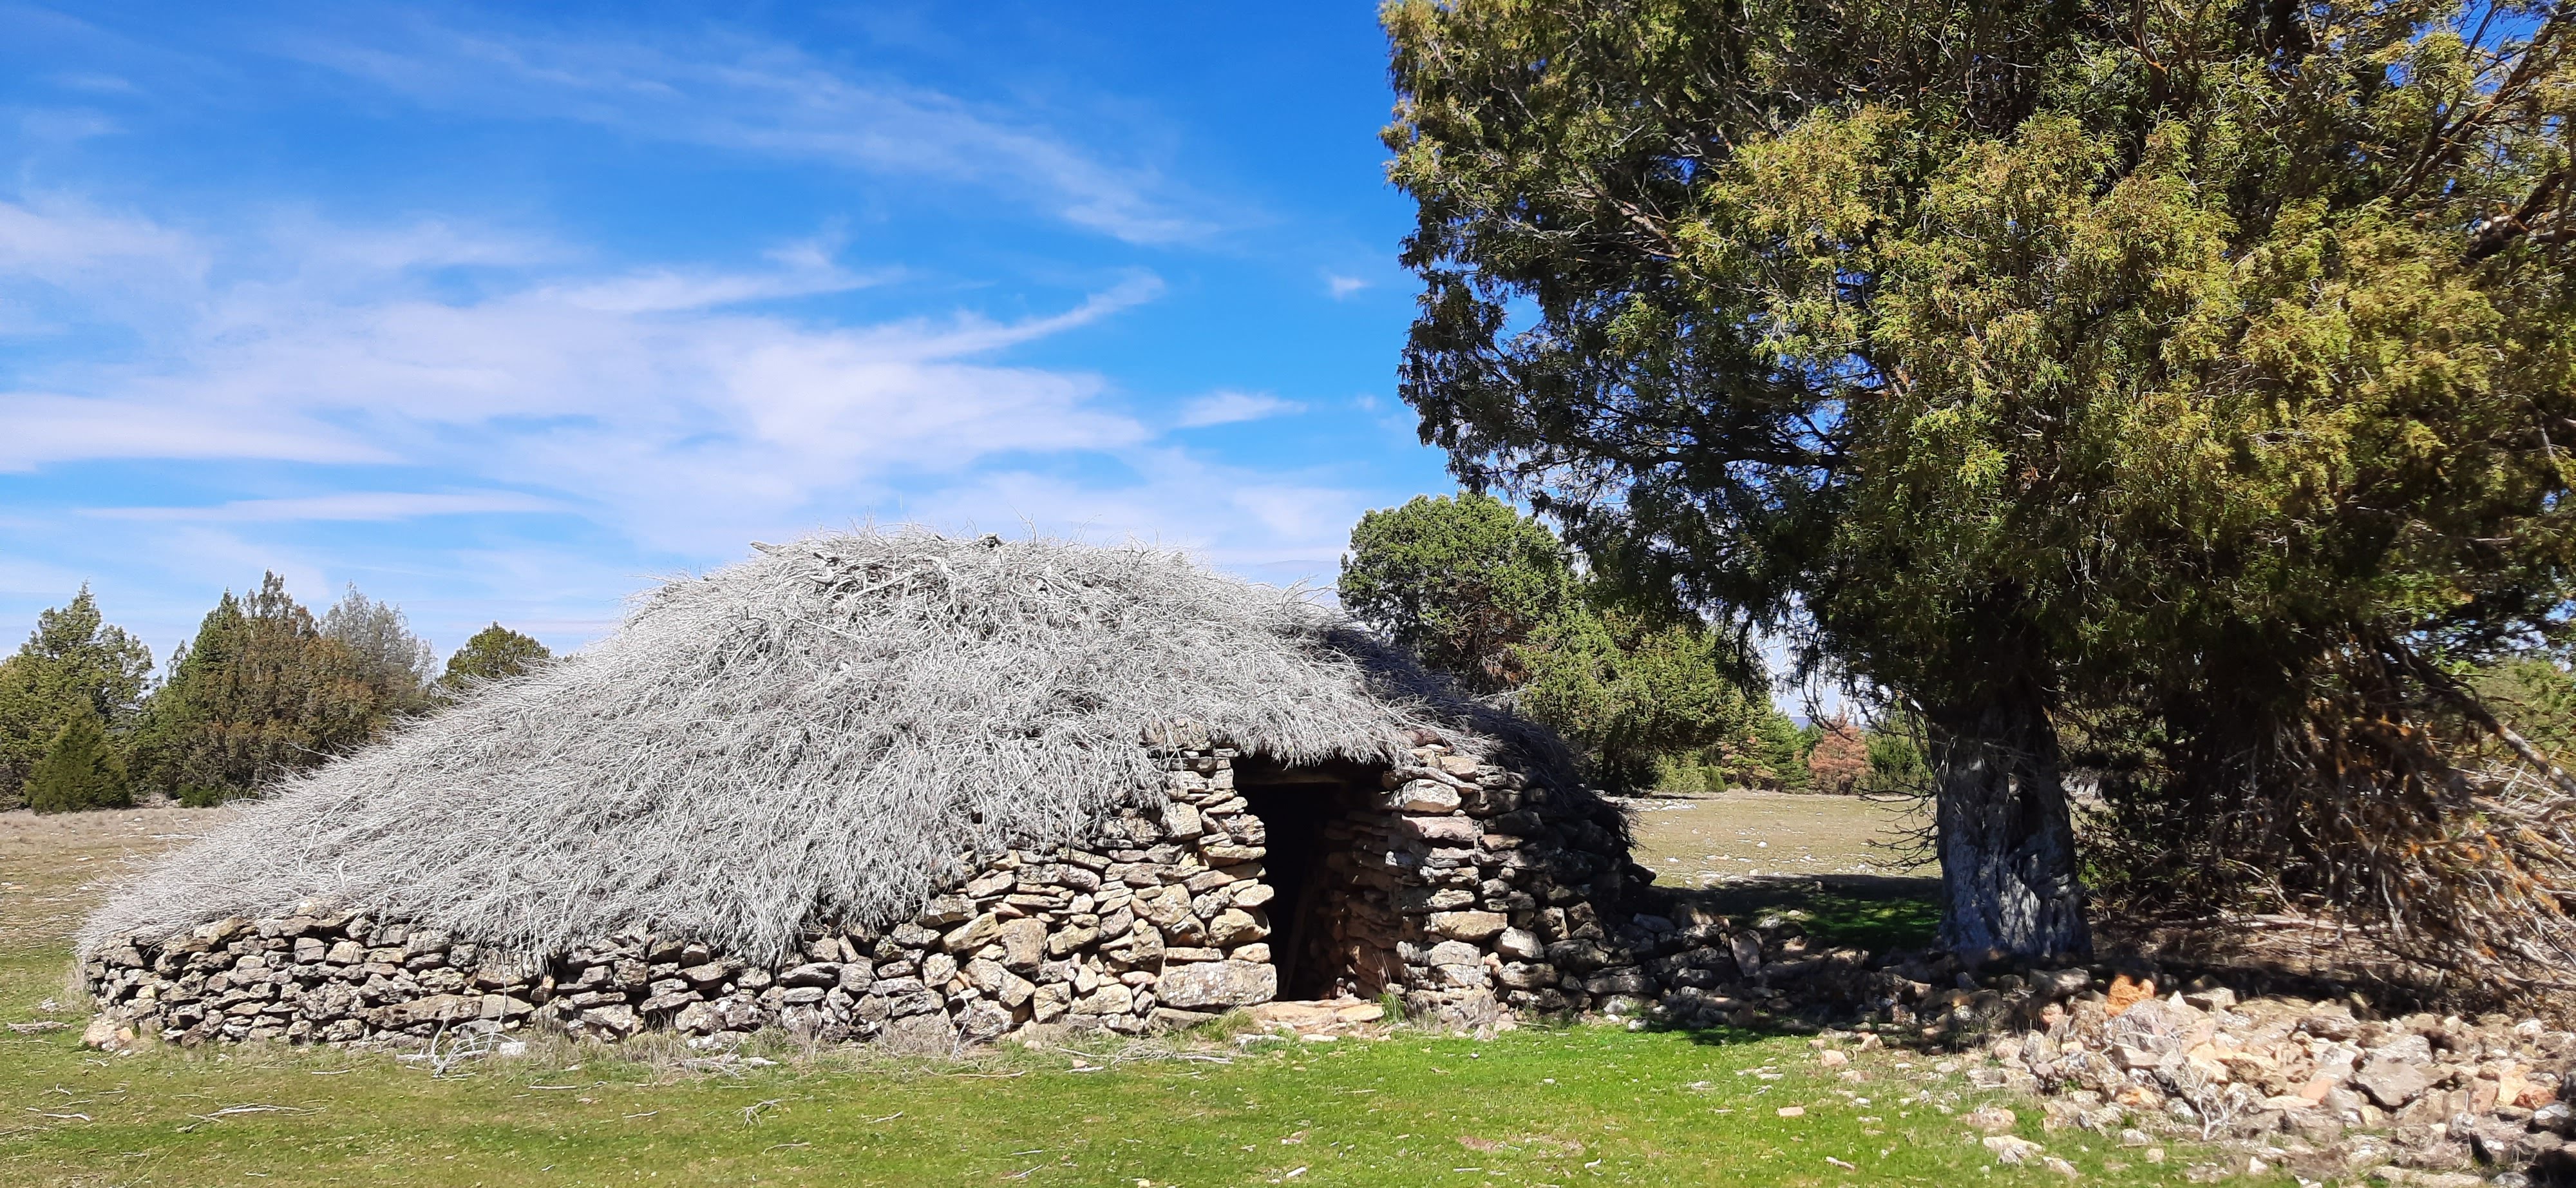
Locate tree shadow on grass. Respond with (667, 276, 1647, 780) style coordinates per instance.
(1660, 874, 1942, 952)
(1616, 874, 1947, 1046)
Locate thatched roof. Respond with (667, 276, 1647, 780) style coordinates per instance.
(84, 530, 1573, 964)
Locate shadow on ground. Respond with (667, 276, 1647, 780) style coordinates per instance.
(1660, 873, 1942, 952)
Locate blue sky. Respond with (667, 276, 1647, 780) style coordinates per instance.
(0, 2, 1455, 662)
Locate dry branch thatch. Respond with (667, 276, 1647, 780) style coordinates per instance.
(83, 530, 1577, 964)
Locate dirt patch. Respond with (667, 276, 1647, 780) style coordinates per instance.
(0, 807, 232, 942)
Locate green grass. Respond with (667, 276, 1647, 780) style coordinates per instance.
(0, 954, 2240, 1187)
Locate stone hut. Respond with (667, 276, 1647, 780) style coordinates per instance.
(79, 531, 1654, 1049)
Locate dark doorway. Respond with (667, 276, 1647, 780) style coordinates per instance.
(1234, 759, 1377, 999)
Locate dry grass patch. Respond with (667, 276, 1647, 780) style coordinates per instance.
(1622, 790, 1927, 885)
(0, 807, 233, 944)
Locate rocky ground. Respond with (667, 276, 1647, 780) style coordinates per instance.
(1744, 950, 2575, 1185)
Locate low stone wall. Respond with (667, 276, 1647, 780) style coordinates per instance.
(82, 729, 1679, 1049)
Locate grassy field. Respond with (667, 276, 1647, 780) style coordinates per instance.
(0, 803, 2230, 1187)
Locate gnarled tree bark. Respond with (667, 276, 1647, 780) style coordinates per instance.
(1931, 694, 2091, 961)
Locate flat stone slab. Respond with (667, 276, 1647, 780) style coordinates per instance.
(1244, 999, 1388, 1034)
(1156, 961, 1276, 1010)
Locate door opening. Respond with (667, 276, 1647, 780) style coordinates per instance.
(1233, 760, 1377, 999)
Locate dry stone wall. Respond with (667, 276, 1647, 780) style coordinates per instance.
(82, 727, 1667, 1049)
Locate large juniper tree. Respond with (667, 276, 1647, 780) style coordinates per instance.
(26, 700, 128, 813)
(1383, 0, 2576, 959)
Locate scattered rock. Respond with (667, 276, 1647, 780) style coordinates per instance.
(1984, 1135, 2045, 1165)
(1966, 1105, 2018, 1134)
(2356, 1057, 2434, 1109)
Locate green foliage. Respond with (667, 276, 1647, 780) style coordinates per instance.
(1342, 493, 1788, 789)
(1750, 714, 1813, 790)
(440, 623, 553, 690)
(135, 573, 433, 804)
(1861, 726, 1932, 796)
(319, 585, 437, 720)
(0, 586, 152, 809)
(1383, 0, 2576, 942)
(24, 700, 128, 813)
(1383, 0, 2576, 709)
(2469, 656, 2576, 762)
(1515, 605, 1772, 788)
(1340, 492, 1573, 693)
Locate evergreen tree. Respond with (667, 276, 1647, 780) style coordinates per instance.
(322, 582, 438, 706)
(0, 586, 153, 809)
(136, 573, 433, 804)
(1341, 493, 1575, 693)
(1515, 605, 1770, 788)
(1383, 0, 2576, 958)
(1343, 493, 1778, 789)
(317, 584, 437, 722)
(439, 623, 553, 690)
(26, 700, 128, 812)
(131, 591, 244, 801)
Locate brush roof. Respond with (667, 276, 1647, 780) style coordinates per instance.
(83, 530, 1572, 963)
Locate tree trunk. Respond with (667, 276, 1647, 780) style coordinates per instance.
(1931, 693, 2090, 961)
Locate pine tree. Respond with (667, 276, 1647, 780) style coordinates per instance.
(26, 700, 128, 813)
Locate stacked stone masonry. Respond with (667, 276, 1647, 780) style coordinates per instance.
(83, 729, 1704, 1049)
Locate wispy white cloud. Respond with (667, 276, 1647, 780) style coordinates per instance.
(1325, 273, 1368, 299)
(0, 193, 202, 287)
(16, 108, 122, 144)
(1, 392, 388, 469)
(907, 447, 1376, 591)
(0, 191, 1394, 659)
(0, 198, 1174, 555)
(281, 21, 1214, 244)
(44, 72, 140, 95)
(1176, 389, 1303, 428)
(87, 491, 567, 523)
